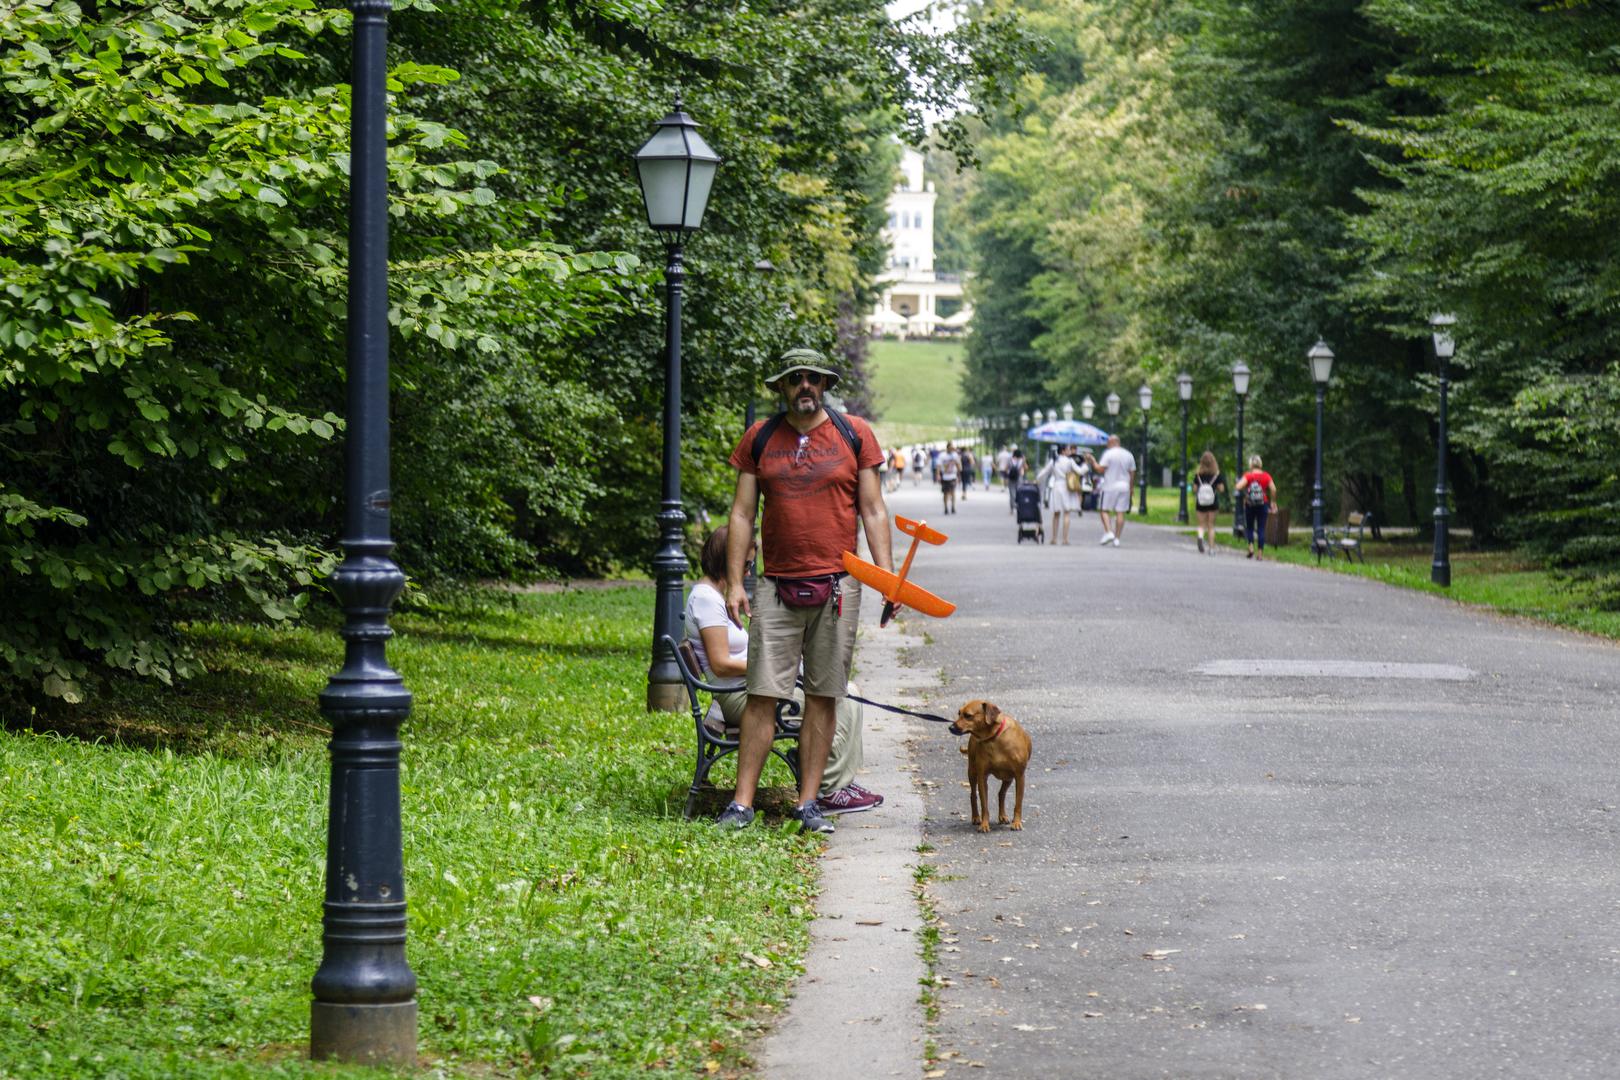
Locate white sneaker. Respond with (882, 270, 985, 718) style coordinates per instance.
(1098, 533, 1113, 545)
(1112, 535, 1121, 547)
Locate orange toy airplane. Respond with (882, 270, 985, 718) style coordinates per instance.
(843, 515, 958, 628)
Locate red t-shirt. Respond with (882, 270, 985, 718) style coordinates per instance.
(1239, 470, 1275, 508)
(729, 411, 885, 578)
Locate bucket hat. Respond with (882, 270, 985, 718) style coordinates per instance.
(765, 347, 842, 390)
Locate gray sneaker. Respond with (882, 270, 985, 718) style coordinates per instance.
(790, 800, 836, 835)
(715, 801, 756, 833)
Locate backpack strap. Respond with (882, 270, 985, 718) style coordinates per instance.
(751, 409, 862, 468)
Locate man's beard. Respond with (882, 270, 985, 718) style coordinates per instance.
(791, 392, 819, 414)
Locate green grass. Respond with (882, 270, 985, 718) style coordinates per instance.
(865, 339, 966, 445)
(0, 589, 816, 1078)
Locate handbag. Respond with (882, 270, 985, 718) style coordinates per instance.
(773, 574, 843, 610)
(1066, 467, 1083, 493)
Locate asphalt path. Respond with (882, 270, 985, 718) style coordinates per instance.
(885, 477, 1620, 1079)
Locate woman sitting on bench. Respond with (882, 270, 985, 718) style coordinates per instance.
(685, 526, 883, 816)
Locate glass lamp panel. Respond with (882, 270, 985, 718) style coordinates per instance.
(1307, 341, 1335, 384)
(1232, 363, 1251, 396)
(636, 157, 691, 230)
(1177, 373, 1193, 401)
(682, 158, 718, 229)
(1106, 393, 1120, 415)
(1138, 384, 1153, 411)
(1063, 402, 1074, 420)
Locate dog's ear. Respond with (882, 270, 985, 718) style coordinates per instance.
(981, 702, 1001, 725)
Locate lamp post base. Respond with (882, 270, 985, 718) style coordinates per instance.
(311, 1002, 417, 1066)
(1431, 563, 1451, 587)
(648, 678, 685, 713)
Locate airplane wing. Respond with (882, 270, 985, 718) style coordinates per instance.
(842, 552, 957, 618)
(894, 516, 948, 545)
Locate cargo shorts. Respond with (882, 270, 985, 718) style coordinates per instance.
(747, 576, 862, 700)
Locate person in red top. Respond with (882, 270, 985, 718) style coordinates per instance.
(718, 348, 894, 835)
(1238, 453, 1278, 560)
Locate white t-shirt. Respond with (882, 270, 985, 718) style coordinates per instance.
(995, 449, 1012, 472)
(939, 452, 961, 481)
(1097, 446, 1137, 493)
(684, 581, 746, 679)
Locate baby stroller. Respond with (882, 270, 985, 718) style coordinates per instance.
(1015, 482, 1045, 543)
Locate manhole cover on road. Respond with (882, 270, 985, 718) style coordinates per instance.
(1198, 659, 1476, 681)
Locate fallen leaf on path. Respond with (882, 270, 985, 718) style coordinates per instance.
(988, 976, 1001, 988)
(1122, 929, 1135, 936)
(1083, 1012, 1104, 1019)
(1142, 949, 1181, 960)
(924, 1071, 946, 1078)
(855, 919, 883, 926)
(1235, 1003, 1268, 1012)
(740, 952, 772, 968)
(703, 1062, 720, 1074)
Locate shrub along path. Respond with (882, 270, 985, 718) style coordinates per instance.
(0, 589, 814, 1078)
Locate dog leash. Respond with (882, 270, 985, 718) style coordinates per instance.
(845, 693, 953, 725)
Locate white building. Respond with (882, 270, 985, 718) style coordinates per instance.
(866, 148, 970, 338)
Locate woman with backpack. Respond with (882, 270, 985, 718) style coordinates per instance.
(1238, 453, 1278, 560)
(1036, 444, 1088, 545)
(1191, 450, 1227, 555)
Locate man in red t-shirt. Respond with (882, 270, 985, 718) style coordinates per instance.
(1237, 454, 1277, 560)
(718, 348, 893, 835)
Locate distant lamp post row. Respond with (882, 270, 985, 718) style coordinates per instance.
(1307, 339, 1335, 559)
(1176, 373, 1192, 524)
(1430, 313, 1455, 586)
(636, 97, 721, 711)
(1231, 362, 1250, 537)
(1136, 383, 1152, 515)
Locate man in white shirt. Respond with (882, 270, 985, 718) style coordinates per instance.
(1087, 435, 1136, 546)
(938, 442, 961, 514)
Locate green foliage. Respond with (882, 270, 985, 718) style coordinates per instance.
(954, 0, 1620, 600)
(1, 0, 1031, 702)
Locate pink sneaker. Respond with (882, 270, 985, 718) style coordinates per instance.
(816, 783, 885, 815)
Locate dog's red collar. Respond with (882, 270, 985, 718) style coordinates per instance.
(980, 716, 1007, 741)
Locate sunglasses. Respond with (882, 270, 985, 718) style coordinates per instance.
(785, 370, 824, 387)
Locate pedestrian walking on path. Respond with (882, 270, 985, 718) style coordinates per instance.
(1191, 450, 1227, 554)
(1003, 447, 1026, 512)
(1088, 435, 1136, 546)
(938, 442, 961, 514)
(720, 348, 893, 835)
(1036, 445, 1088, 545)
(1238, 453, 1277, 559)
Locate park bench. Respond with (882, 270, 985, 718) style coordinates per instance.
(663, 635, 803, 819)
(1325, 511, 1372, 563)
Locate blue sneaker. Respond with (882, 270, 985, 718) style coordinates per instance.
(790, 800, 835, 835)
(716, 802, 756, 833)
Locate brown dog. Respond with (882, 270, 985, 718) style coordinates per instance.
(950, 700, 1031, 832)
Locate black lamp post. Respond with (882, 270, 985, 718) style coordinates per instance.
(311, 0, 416, 1064)
(1307, 339, 1335, 560)
(1231, 362, 1250, 537)
(1136, 383, 1153, 515)
(1019, 411, 1030, 470)
(1430, 313, 1455, 586)
(1176, 373, 1192, 524)
(636, 97, 722, 712)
